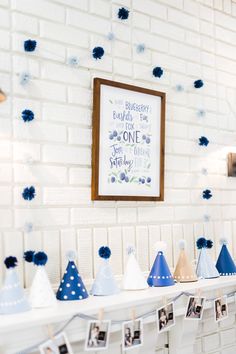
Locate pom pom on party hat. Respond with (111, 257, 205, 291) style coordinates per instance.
(56, 251, 88, 301)
(123, 246, 148, 290)
(90, 246, 119, 296)
(173, 240, 197, 283)
(29, 251, 57, 308)
(196, 237, 219, 279)
(147, 242, 175, 287)
(216, 237, 236, 276)
(0, 256, 30, 314)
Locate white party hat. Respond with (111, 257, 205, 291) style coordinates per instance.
(123, 246, 148, 290)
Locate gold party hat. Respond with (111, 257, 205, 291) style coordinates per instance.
(174, 240, 198, 282)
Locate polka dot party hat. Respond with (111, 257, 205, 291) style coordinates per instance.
(147, 242, 175, 287)
(0, 256, 31, 314)
(56, 251, 88, 301)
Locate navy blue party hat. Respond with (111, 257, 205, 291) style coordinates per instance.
(216, 237, 236, 276)
(56, 251, 88, 301)
(147, 242, 175, 287)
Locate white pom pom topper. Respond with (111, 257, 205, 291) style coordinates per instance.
(178, 239, 186, 250)
(219, 236, 228, 245)
(66, 250, 77, 262)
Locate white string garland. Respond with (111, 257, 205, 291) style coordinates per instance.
(18, 288, 236, 354)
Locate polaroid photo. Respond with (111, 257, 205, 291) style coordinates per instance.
(85, 320, 111, 351)
(185, 296, 205, 320)
(214, 296, 228, 323)
(39, 332, 73, 354)
(122, 318, 143, 351)
(156, 302, 175, 333)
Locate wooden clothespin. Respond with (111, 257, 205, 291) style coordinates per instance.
(46, 324, 55, 341)
(196, 288, 202, 298)
(98, 308, 104, 324)
(131, 308, 136, 324)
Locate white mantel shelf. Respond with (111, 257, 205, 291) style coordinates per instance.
(1, 276, 236, 334)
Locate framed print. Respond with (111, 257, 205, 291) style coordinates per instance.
(91, 78, 166, 201)
(156, 302, 175, 333)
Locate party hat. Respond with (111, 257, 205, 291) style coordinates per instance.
(216, 237, 236, 276)
(91, 246, 120, 296)
(28, 251, 57, 308)
(147, 242, 175, 287)
(123, 246, 148, 290)
(0, 256, 30, 314)
(174, 240, 198, 282)
(196, 237, 219, 279)
(56, 251, 88, 301)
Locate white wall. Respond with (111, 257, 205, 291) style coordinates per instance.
(0, 0, 236, 292)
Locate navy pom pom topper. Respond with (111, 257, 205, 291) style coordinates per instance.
(24, 39, 37, 52)
(118, 7, 129, 20)
(194, 79, 204, 89)
(196, 237, 207, 249)
(198, 136, 209, 146)
(206, 239, 213, 249)
(24, 250, 35, 263)
(202, 189, 212, 200)
(99, 246, 111, 259)
(22, 186, 36, 201)
(4, 256, 18, 269)
(22, 109, 34, 122)
(33, 251, 48, 266)
(92, 46, 105, 60)
(152, 66, 163, 78)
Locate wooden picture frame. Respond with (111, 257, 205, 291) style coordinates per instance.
(91, 78, 166, 201)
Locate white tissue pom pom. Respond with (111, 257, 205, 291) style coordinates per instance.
(154, 241, 167, 253)
(178, 239, 186, 250)
(66, 250, 77, 262)
(127, 245, 135, 255)
(219, 237, 228, 245)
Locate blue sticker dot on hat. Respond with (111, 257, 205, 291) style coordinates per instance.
(56, 251, 88, 301)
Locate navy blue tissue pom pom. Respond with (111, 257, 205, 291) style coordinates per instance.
(194, 79, 204, 89)
(22, 109, 34, 122)
(33, 251, 48, 266)
(198, 136, 209, 146)
(22, 186, 36, 201)
(206, 239, 213, 249)
(196, 237, 207, 249)
(24, 250, 35, 263)
(24, 39, 37, 52)
(92, 46, 105, 60)
(4, 256, 18, 269)
(99, 246, 111, 259)
(118, 7, 129, 20)
(202, 189, 212, 200)
(152, 66, 163, 78)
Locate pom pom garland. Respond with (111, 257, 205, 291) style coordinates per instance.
(152, 66, 163, 78)
(24, 222, 34, 233)
(4, 256, 18, 269)
(154, 241, 167, 253)
(67, 56, 79, 67)
(202, 189, 212, 200)
(92, 46, 105, 60)
(22, 186, 36, 201)
(19, 72, 31, 86)
(206, 239, 213, 249)
(24, 250, 35, 263)
(203, 214, 210, 222)
(98, 246, 111, 259)
(178, 239, 186, 250)
(107, 32, 115, 41)
(66, 250, 77, 262)
(196, 237, 207, 249)
(24, 39, 37, 52)
(21, 109, 34, 122)
(33, 251, 48, 266)
(175, 84, 184, 92)
(197, 109, 206, 117)
(127, 245, 135, 255)
(194, 79, 204, 88)
(136, 43, 145, 54)
(198, 136, 209, 146)
(118, 7, 129, 20)
(219, 236, 228, 245)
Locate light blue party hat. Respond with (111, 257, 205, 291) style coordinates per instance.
(56, 251, 89, 301)
(196, 237, 219, 279)
(91, 246, 120, 296)
(147, 242, 175, 287)
(0, 256, 30, 314)
(216, 237, 236, 276)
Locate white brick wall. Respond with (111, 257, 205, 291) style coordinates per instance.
(0, 0, 236, 351)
